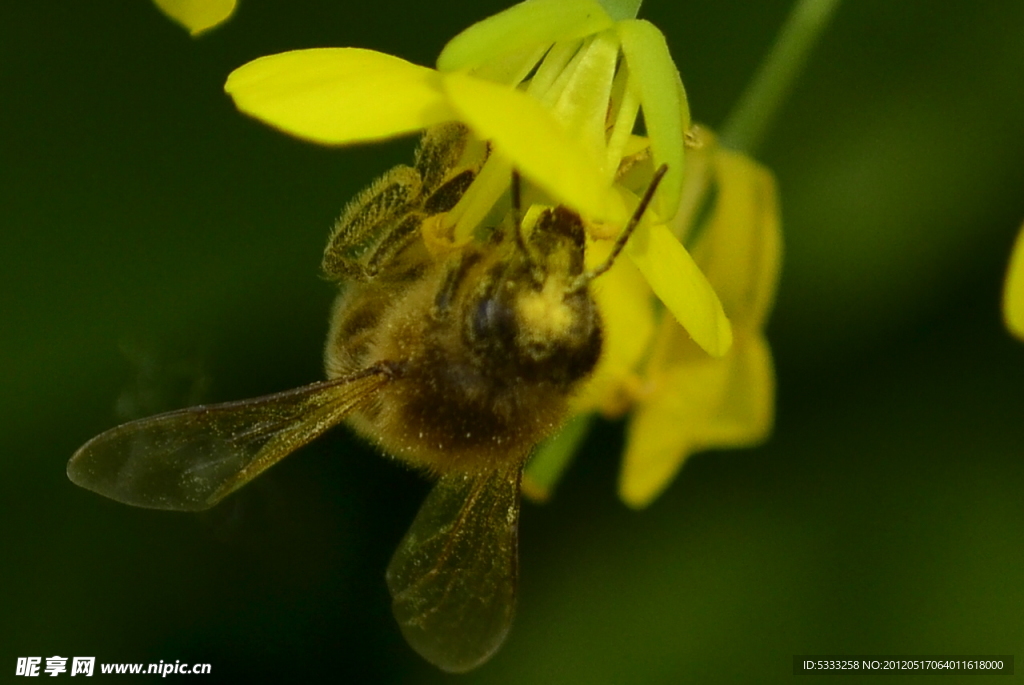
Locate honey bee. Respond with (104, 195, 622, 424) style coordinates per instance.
(68, 122, 665, 672)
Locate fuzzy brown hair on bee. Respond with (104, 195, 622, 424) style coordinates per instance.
(67, 122, 667, 673)
(326, 203, 602, 477)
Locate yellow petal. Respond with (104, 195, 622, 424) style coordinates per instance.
(153, 0, 236, 36)
(618, 350, 731, 508)
(442, 71, 618, 221)
(618, 332, 774, 508)
(700, 334, 775, 447)
(617, 20, 688, 219)
(626, 220, 732, 357)
(225, 49, 455, 145)
(692, 149, 782, 328)
(437, 0, 613, 73)
(1003, 220, 1024, 341)
(466, 44, 551, 86)
(642, 294, 708, 371)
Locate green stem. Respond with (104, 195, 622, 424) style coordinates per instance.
(720, 0, 842, 155)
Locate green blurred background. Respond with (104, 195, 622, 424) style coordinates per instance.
(2, 1, 1023, 682)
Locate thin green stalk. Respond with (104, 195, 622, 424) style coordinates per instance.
(720, 0, 842, 155)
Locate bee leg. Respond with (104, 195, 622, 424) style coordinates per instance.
(323, 165, 423, 281)
(431, 250, 482, 320)
(361, 213, 426, 280)
(357, 170, 481, 283)
(422, 169, 476, 215)
(415, 122, 471, 195)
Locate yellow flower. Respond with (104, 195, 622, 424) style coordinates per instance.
(220, 0, 779, 508)
(152, 0, 237, 37)
(223, 0, 732, 359)
(523, 128, 781, 508)
(1004, 220, 1024, 341)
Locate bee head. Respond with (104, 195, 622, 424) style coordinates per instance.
(461, 163, 669, 388)
(467, 206, 602, 386)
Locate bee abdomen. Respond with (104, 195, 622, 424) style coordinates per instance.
(384, 360, 569, 474)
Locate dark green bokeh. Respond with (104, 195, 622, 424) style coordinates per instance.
(2, 1, 1022, 682)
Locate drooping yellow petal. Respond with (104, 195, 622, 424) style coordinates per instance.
(626, 220, 732, 357)
(693, 149, 782, 328)
(642, 290, 708, 370)
(1003, 221, 1024, 341)
(437, 0, 614, 73)
(618, 350, 732, 508)
(618, 331, 774, 508)
(442, 71, 619, 221)
(617, 143, 781, 507)
(617, 20, 688, 220)
(699, 334, 775, 446)
(153, 0, 237, 36)
(225, 49, 455, 145)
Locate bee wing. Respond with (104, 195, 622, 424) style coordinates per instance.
(67, 366, 392, 512)
(386, 467, 522, 673)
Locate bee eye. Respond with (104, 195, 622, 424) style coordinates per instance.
(472, 298, 494, 337)
(470, 294, 518, 352)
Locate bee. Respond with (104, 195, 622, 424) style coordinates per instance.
(68, 122, 666, 672)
